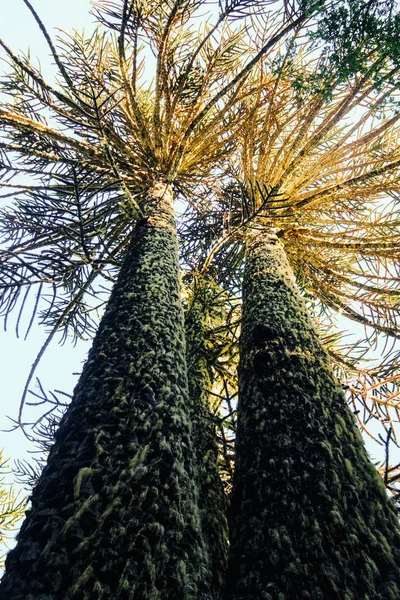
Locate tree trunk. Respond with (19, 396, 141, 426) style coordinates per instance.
(0, 183, 211, 600)
(185, 283, 229, 598)
(225, 226, 400, 600)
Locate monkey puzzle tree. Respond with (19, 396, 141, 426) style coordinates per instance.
(221, 49, 400, 599)
(1, 0, 400, 598)
(0, 0, 314, 597)
(184, 273, 242, 593)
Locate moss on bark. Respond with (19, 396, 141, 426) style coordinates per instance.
(225, 227, 400, 600)
(185, 285, 229, 599)
(0, 184, 211, 600)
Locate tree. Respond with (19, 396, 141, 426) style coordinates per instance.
(1, 0, 400, 598)
(0, 0, 299, 596)
(222, 52, 400, 598)
(227, 226, 400, 599)
(184, 275, 236, 593)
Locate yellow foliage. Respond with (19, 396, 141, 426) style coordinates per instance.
(0, 450, 26, 570)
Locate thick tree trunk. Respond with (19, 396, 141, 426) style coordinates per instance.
(225, 226, 400, 600)
(185, 285, 229, 598)
(0, 183, 211, 599)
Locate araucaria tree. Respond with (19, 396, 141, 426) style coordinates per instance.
(1, 1, 400, 598)
(224, 54, 400, 599)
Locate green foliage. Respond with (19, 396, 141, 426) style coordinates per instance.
(313, 0, 400, 83)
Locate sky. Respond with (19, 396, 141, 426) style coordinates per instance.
(0, 0, 96, 495)
(0, 0, 104, 562)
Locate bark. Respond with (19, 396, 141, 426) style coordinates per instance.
(0, 183, 211, 600)
(225, 227, 400, 600)
(185, 285, 229, 598)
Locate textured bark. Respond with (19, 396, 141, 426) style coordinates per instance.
(225, 227, 400, 600)
(185, 288, 229, 598)
(0, 184, 211, 599)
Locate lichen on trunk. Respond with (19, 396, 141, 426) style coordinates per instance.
(185, 282, 229, 598)
(225, 225, 400, 600)
(0, 183, 211, 599)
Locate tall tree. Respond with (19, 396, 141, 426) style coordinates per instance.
(1, 0, 400, 598)
(224, 51, 400, 599)
(0, 183, 222, 598)
(184, 275, 237, 595)
(0, 0, 304, 596)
